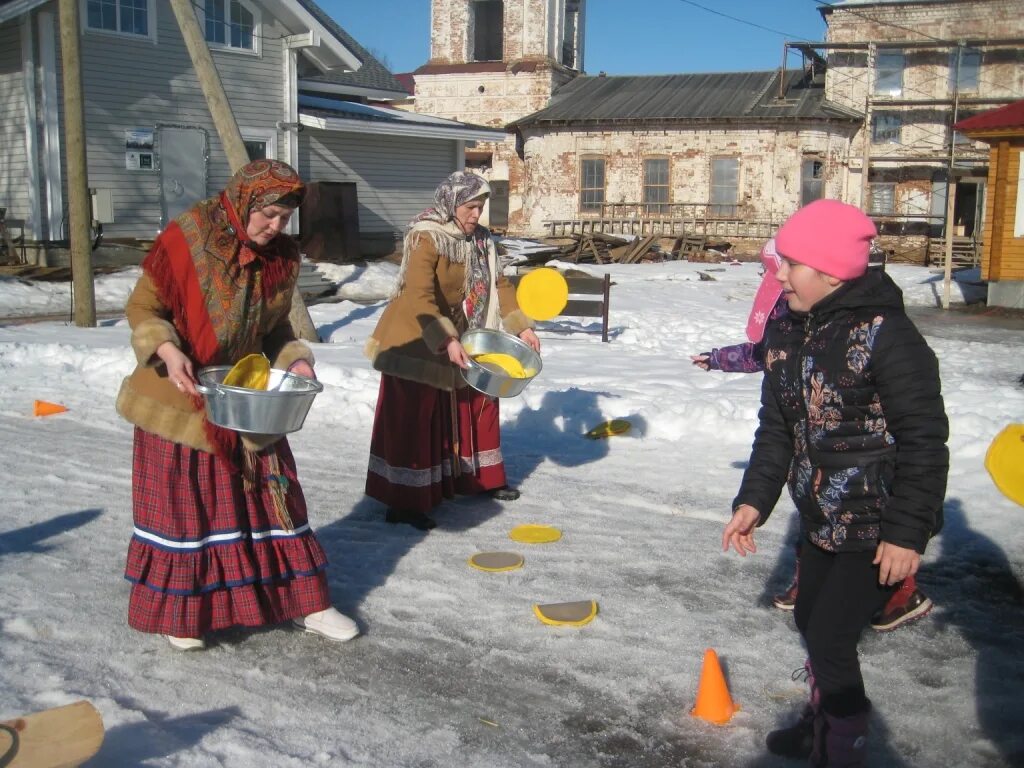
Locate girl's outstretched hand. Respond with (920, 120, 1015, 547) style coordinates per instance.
(723, 504, 760, 556)
(873, 541, 920, 585)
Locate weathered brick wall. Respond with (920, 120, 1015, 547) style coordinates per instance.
(415, 69, 567, 128)
(429, 0, 564, 64)
(509, 125, 854, 235)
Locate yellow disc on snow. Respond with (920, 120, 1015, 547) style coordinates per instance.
(584, 419, 632, 440)
(222, 353, 271, 390)
(516, 268, 569, 321)
(508, 524, 562, 544)
(985, 424, 1024, 507)
(468, 552, 525, 572)
(533, 600, 598, 627)
(474, 353, 528, 379)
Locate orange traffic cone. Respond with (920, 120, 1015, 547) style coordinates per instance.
(33, 400, 68, 417)
(691, 648, 739, 724)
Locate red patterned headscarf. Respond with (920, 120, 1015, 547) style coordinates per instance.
(142, 159, 306, 463)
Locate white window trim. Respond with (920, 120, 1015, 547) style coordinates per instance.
(198, 0, 261, 56)
(80, 0, 157, 44)
(241, 129, 277, 161)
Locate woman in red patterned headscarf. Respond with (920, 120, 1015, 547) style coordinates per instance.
(116, 160, 357, 650)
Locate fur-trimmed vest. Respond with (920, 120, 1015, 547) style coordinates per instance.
(364, 227, 532, 391)
(116, 272, 312, 453)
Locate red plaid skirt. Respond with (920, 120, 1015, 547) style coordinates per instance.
(125, 428, 330, 637)
(365, 375, 506, 514)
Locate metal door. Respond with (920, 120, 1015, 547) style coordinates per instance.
(158, 126, 208, 227)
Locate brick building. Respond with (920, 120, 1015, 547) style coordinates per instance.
(411, 0, 1024, 263)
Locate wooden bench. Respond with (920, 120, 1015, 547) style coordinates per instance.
(510, 272, 612, 342)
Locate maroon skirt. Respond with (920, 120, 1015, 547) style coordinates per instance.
(365, 375, 507, 514)
(125, 428, 330, 637)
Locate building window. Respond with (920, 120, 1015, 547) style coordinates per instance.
(561, 0, 582, 69)
(85, 0, 152, 38)
(242, 130, 276, 161)
(710, 157, 739, 217)
(643, 158, 670, 215)
(801, 157, 825, 207)
(874, 50, 904, 96)
(204, 0, 257, 52)
(472, 0, 503, 62)
(580, 157, 605, 214)
(949, 47, 981, 93)
(244, 141, 267, 161)
(868, 183, 896, 216)
(951, 111, 978, 146)
(872, 113, 902, 144)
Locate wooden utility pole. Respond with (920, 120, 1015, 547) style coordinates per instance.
(168, 0, 319, 342)
(58, 0, 96, 327)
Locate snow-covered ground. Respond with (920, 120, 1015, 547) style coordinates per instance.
(1, 260, 1021, 767)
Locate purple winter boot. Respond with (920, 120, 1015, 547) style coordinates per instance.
(810, 706, 870, 767)
(766, 661, 818, 759)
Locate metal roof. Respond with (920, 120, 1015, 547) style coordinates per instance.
(955, 99, 1024, 132)
(508, 70, 862, 129)
(296, 0, 409, 97)
(298, 95, 506, 141)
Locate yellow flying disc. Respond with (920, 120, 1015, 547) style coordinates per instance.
(222, 353, 270, 390)
(584, 419, 632, 440)
(533, 600, 598, 627)
(985, 424, 1024, 507)
(468, 552, 525, 572)
(516, 268, 569, 321)
(508, 524, 562, 544)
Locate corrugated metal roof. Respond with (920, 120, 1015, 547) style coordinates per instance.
(509, 70, 861, 128)
(297, 0, 409, 96)
(955, 99, 1024, 132)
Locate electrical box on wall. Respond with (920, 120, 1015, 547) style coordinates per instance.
(91, 189, 114, 224)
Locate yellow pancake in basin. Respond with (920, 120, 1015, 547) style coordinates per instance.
(468, 552, 525, 572)
(222, 353, 270, 390)
(584, 419, 632, 440)
(474, 353, 527, 379)
(508, 524, 562, 544)
(985, 424, 1024, 507)
(533, 600, 598, 627)
(516, 268, 569, 321)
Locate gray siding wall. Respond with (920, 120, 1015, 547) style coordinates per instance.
(297, 129, 458, 236)
(77, 3, 288, 237)
(0, 20, 29, 227)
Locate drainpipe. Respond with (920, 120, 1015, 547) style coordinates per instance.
(942, 43, 963, 310)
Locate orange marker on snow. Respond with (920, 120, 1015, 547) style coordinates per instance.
(691, 648, 739, 725)
(33, 400, 68, 417)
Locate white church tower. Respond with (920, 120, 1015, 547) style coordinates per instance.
(413, 0, 585, 230)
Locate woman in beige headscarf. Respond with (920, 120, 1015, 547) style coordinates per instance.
(364, 171, 540, 530)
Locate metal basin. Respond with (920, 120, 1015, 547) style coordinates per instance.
(460, 329, 542, 398)
(195, 366, 323, 434)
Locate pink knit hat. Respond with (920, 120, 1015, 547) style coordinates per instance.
(746, 238, 783, 343)
(775, 199, 877, 280)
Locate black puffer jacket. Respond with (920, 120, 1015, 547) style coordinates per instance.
(732, 270, 948, 554)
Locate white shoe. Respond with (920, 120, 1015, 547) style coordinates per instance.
(293, 607, 359, 642)
(164, 634, 206, 651)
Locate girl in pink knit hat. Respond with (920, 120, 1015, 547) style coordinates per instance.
(720, 199, 949, 766)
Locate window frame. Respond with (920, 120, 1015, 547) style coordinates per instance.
(800, 156, 825, 207)
(579, 156, 606, 215)
(200, 0, 261, 56)
(871, 112, 902, 145)
(868, 182, 896, 216)
(642, 156, 670, 215)
(241, 129, 277, 162)
(81, 0, 157, 43)
(874, 49, 904, 97)
(949, 47, 981, 94)
(709, 156, 739, 217)
(471, 0, 504, 63)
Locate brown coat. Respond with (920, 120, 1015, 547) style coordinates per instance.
(115, 272, 312, 453)
(365, 236, 532, 391)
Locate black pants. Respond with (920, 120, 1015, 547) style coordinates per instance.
(794, 544, 895, 717)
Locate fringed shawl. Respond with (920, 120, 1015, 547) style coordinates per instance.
(141, 159, 305, 467)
